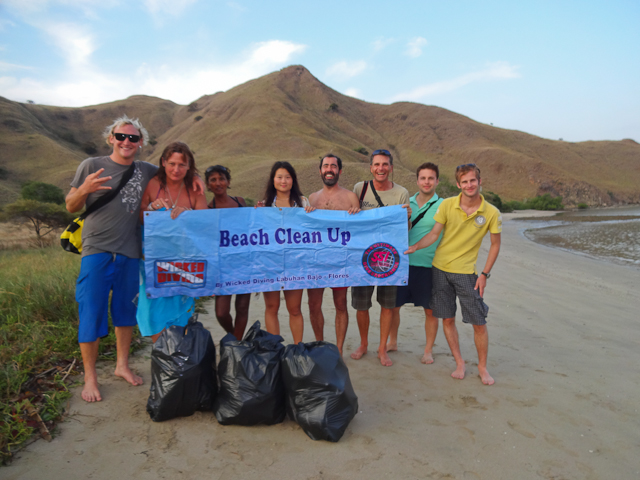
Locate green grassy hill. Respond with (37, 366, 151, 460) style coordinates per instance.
(1, 65, 638, 206)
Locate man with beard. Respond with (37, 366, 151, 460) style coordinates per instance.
(307, 154, 361, 355)
(405, 164, 501, 385)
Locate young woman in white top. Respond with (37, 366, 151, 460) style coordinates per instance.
(259, 161, 312, 343)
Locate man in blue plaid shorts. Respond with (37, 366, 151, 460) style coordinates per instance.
(405, 164, 501, 385)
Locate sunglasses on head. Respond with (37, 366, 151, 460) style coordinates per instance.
(113, 133, 141, 143)
(456, 163, 477, 170)
(206, 165, 229, 174)
(371, 149, 392, 157)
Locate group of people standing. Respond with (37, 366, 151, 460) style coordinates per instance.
(66, 114, 502, 403)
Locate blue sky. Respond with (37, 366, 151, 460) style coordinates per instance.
(1, 0, 638, 142)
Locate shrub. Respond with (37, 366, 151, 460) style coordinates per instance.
(328, 103, 339, 112)
(435, 175, 459, 199)
(503, 194, 564, 211)
(194, 115, 203, 122)
(354, 147, 368, 155)
(499, 202, 515, 213)
(484, 191, 503, 212)
(577, 203, 589, 210)
(503, 200, 524, 211)
(21, 182, 65, 205)
(527, 193, 564, 210)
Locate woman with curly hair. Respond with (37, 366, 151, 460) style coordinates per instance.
(137, 142, 207, 342)
(206, 164, 251, 339)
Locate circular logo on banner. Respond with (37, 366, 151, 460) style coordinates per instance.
(362, 243, 400, 278)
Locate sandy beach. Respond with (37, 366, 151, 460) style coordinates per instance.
(4, 212, 640, 480)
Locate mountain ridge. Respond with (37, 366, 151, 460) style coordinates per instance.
(1, 65, 638, 206)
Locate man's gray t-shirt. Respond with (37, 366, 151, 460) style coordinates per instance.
(70, 156, 158, 259)
(353, 181, 410, 210)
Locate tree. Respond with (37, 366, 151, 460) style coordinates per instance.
(1, 199, 74, 247)
(21, 182, 65, 205)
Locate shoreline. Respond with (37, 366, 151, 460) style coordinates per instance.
(509, 209, 640, 270)
(4, 215, 640, 479)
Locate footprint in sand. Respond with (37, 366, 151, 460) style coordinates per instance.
(507, 420, 536, 438)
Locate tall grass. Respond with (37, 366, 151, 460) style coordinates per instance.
(0, 248, 81, 398)
(0, 247, 140, 463)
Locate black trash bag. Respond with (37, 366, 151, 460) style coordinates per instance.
(281, 341, 358, 442)
(213, 321, 286, 425)
(147, 315, 218, 422)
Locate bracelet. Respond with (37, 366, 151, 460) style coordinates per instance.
(147, 204, 156, 211)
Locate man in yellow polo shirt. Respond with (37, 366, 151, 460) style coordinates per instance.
(405, 164, 501, 385)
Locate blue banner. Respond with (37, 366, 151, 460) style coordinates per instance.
(143, 205, 409, 298)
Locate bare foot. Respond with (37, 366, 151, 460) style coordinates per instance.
(478, 367, 495, 385)
(377, 350, 393, 367)
(421, 352, 434, 364)
(451, 363, 466, 380)
(386, 341, 397, 352)
(82, 377, 102, 402)
(115, 366, 144, 386)
(350, 345, 368, 360)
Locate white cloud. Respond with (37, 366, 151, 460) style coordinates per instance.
(325, 61, 367, 80)
(389, 61, 521, 102)
(2, 0, 48, 16)
(344, 88, 361, 98)
(1, 0, 304, 107)
(41, 22, 96, 68)
(0, 61, 34, 72)
(137, 41, 306, 103)
(0, 19, 17, 31)
(0, 40, 307, 106)
(372, 37, 395, 52)
(2, 0, 117, 17)
(247, 40, 306, 66)
(405, 37, 428, 58)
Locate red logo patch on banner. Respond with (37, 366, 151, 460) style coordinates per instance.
(362, 243, 400, 279)
(154, 260, 206, 289)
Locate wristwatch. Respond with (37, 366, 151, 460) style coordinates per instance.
(481, 271, 491, 279)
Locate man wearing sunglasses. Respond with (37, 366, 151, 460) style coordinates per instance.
(65, 115, 203, 402)
(405, 164, 501, 385)
(350, 149, 410, 366)
(307, 154, 361, 355)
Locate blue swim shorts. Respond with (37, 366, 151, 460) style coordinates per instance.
(76, 252, 139, 343)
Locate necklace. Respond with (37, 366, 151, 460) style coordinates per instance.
(273, 194, 295, 207)
(166, 183, 184, 209)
